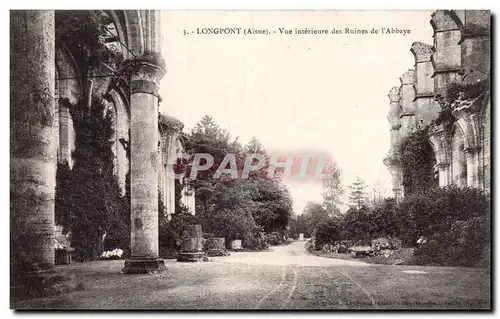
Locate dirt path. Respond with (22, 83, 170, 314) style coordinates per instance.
(221, 241, 369, 267)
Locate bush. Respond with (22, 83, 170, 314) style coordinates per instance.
(396, 186, 490, 246)
(209, 208, 256, 243)
(413, 216, 490, 267)
(265, 231, 285, 246)
(314, 217, 343, 249)
(244, 230, 268, 251)
(395, 186, 490, 267)
(159, 212, 199, 252)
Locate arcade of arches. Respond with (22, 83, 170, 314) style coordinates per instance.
(10, 10, 196, 295)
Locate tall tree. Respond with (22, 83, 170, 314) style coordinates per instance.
(321, 162, 343, 216)
(182, 115, 293, 247)
(348, 177, 368, 209)
(302, 202, 329, 236)
(245, 136, 264, 153)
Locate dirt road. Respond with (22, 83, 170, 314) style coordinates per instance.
(13, 241, 490, 309)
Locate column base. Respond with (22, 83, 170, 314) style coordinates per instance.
(121, 258, 166, 274)
(11, 268, 77, 304)
(177, 252, 210, 262)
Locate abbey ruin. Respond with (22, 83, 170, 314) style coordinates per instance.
(384, 10, 491, 201)
(10, 10, 197, 295)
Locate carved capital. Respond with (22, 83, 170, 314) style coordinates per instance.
(400, 69, 415, 85)
(131, 79, 159, 97)
(411, 42, 433, 63)
(436, 162, 450, 169)
(388, 86, 400, 103)
(123, 52, 166, 98)
(431, 10, 460, 33)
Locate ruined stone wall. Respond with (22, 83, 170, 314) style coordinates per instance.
(454, 10, 491, 85)
(412, 42, 441, 126)
(398, 69, 416, 139)
(431, 10, 462, 97)
(385, 10, 491, 197)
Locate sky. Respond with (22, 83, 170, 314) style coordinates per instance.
(159, 10, 434, 214)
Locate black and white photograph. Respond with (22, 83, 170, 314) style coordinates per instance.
(8, 7, 492, 310)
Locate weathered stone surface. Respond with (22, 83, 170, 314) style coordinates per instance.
(205, 238, 230, 257)
(10, 10, 69, 300)
(181, 237, 204, 253)
(126, 53, 166, 273)
(182, 225, 203, 239)
(430, 11, 461, 97)
(122, 258, 166, 274)
(205, 238, 226, 250)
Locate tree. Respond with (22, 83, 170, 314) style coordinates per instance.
(184, 115, 293, 249)
(302, 202, 329, 237)
(321, 162, 343, 216)
(250, 179, 293, 232)
(314, 217, 344, 248)
(348, 177, 368, 209)
(245, 136, 264, 153)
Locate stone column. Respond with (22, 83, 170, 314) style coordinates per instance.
(181, 186, 196, 215)
(122, 53, 166, 274)
(437, 163, 451, 187)
(166, 164, 176, 219)
(10, 10, 73, 300)
(58, 103, 75, 167)
(465, 148, 480, 188)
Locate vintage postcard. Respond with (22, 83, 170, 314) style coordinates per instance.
(10, 10, 491, 310)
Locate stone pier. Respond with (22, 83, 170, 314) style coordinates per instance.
(177, 225, 209, 262)
(10, 10, 74, 299)
(122, 53, 167, 274)
(205, 238, 230, 257)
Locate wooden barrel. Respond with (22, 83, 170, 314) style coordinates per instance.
(181, 237, 204, 253)
(182, 225, 203, 238)
(205, 238, 225, 250)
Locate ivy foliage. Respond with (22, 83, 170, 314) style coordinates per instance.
(432, 78, 490, 134)
(398, 127, 437, 196)
(55, 160, 72, 228)
(55, 97, 129, 261)
(55, 10, 124, 76)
